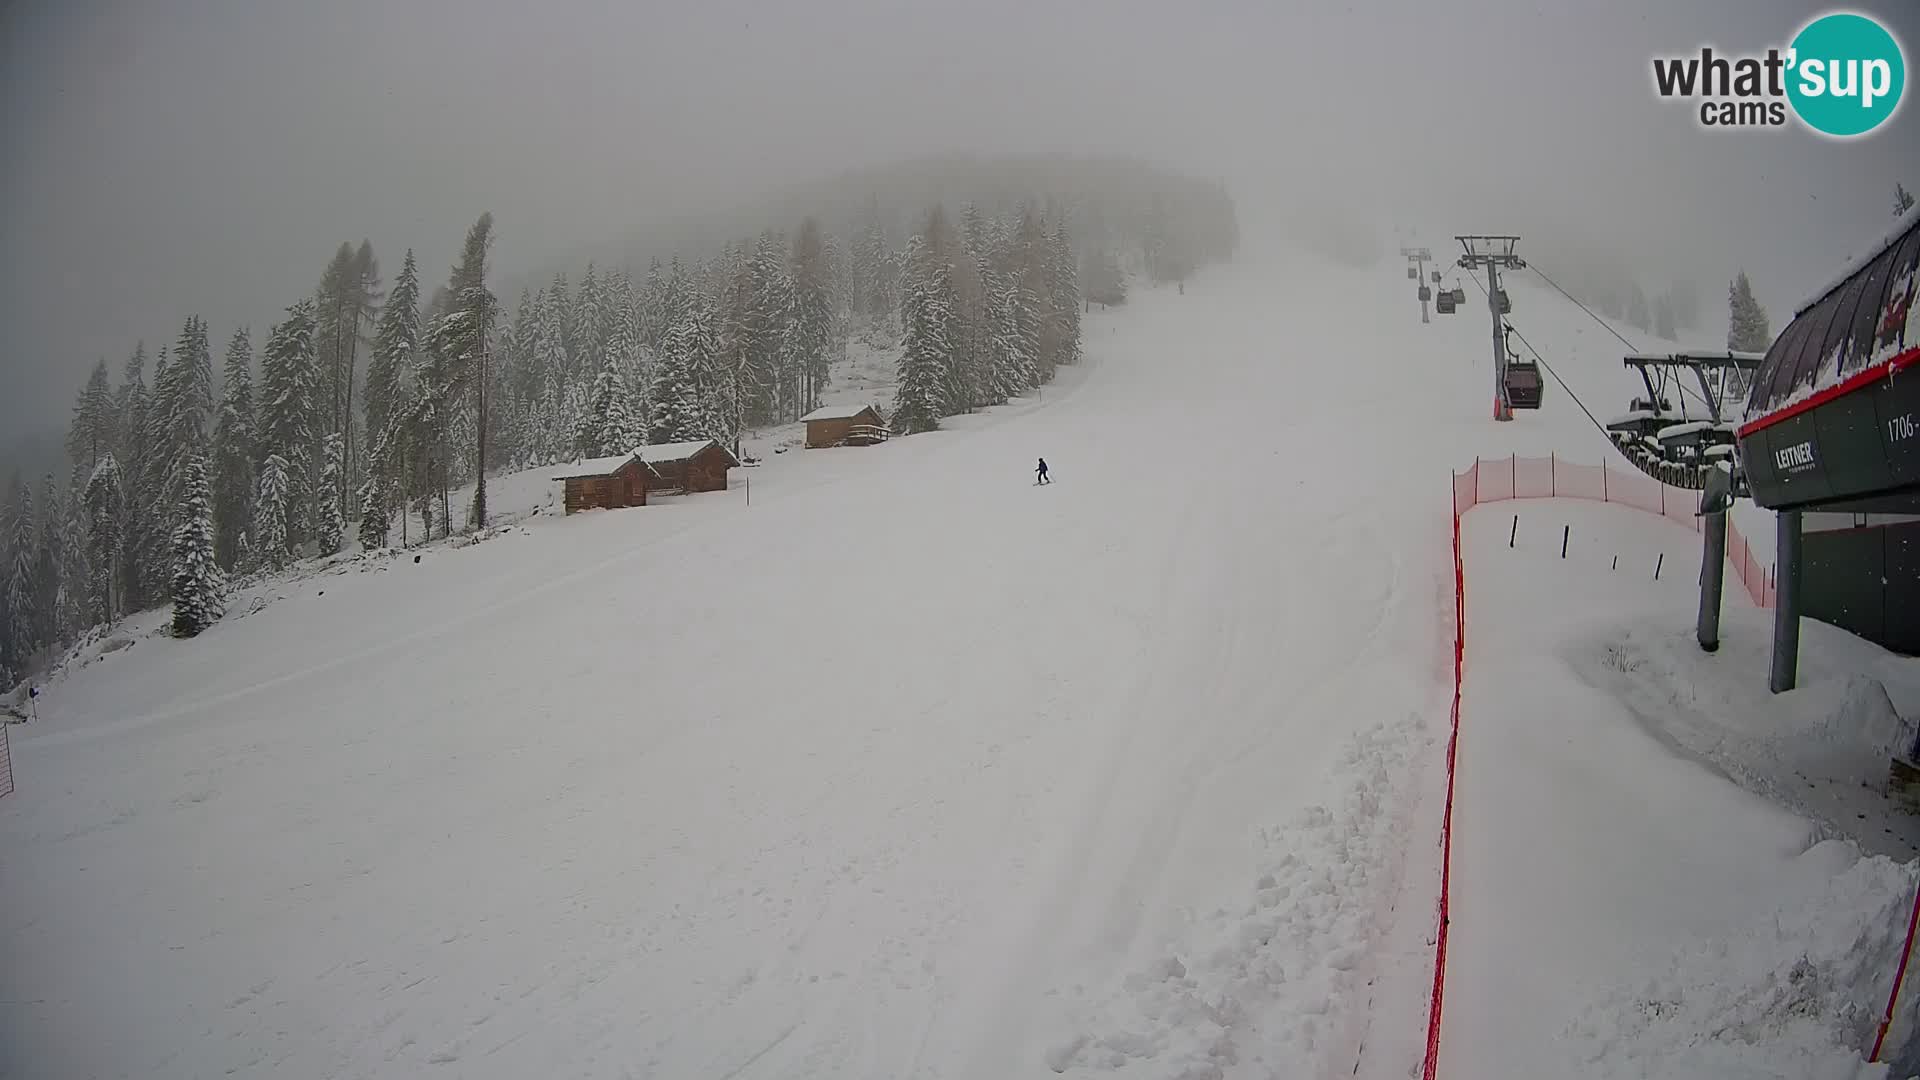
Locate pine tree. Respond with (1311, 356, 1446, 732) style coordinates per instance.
(364, 249, 420, 456)
(315, 242, 381, 493)
(570, 263, 606, 376)
(743, 231, 795, 424)
(430, 212, 496, 530)
(357, 424, 394, 552)
(34, 474, 61, 650)
(605, 276, 651, 438)
(115, 344, 150, 465)
(156, 316, 215, 511)
(67, 359, 117, 471)
(317, 242, 357, 441)
(1727, 271, 1772, 352)
(857, 214, 890, 321)
(252, 454, 293, 571)
(1654, 296, 1677, 340)
(949, 251, 992, 411)
(170, 454, 223, 637)
(576, 353, 642, 457)
(102, 361, 151, 614)
(345, 240, 383, 508)
(791, 218, 834, 414)
(316, 433, 345, 556)
(53, 482, 89, 642)
(640, 259, 668, 347)
(5, 479, 39, 670)
(85, 454, 124, 623)
(211, 327, 256, 570)
(893, 233, 954, 435)
(1626, 283, 1652, 333)
(1045, 222, 1082, 367)
(652, 292, 713, 443)
(258, 300, 322, 547)
(988, 268, 1042, 400)
(1898, 183, 1915, 217)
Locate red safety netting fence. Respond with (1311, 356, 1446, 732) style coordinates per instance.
(1424, 454, 1781, 1078)
(1451, 454, 1776, 609)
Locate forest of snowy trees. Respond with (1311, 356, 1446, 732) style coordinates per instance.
(0, 164, 1239, 687)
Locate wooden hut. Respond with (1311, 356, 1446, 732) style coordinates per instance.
(553, 452, 647, 514)
(637, 440, 740, 494)
(801, 404, 889, 449)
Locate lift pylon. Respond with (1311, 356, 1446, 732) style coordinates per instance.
(1401, 246, 1434, 323)
(1456, 236, 1526, 421)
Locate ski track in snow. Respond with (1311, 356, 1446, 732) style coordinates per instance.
(1, 243, 1571, 1080)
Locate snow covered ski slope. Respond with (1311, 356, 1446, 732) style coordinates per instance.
(10, 232, 1894, 1080)
(2, 240, 1500, 1080)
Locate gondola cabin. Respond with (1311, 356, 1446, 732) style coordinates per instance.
(1418, 285, 1433, 302)
(1406, 266, 1418, 280)
(1436, 291, 1457, 314)
(1503, 360, 1543, 409)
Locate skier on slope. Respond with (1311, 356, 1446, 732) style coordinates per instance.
(1036, 457, 1051, 485)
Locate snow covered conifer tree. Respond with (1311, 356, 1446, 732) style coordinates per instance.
(365, 249, 420, 450)
(170, 454, 223, 637)
(1898, 183, 1915, 217)
(605, 278, 652, 440)
(652, 294, 710, 443)
(988, 268, 1041, 401)
(84, 454, 124, 622)
(316, 433, 345, 556)
(791, 218, 834, 415)
(258, 300, 322, 547)
(1727, 271, 1771, 353)
(67, 359, 117, 471)
(211, 327, 256, 570)
(153, 315, 215, 517)
(1045, 222, 1082, 367)
(1654, 295, 1677, 340)
(576, 353, 641, 457)
(5, 480, 39, 669)
(253, 454, 293, 571)
(54, 481, 90, 641)
(357, 428, 393, 552)
(892, 233, 954, 435)
(1626, 282, 1652, 333)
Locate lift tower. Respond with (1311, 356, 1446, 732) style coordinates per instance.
(1401, 246, 1433, 323)
(1456, 236, 1526, 421)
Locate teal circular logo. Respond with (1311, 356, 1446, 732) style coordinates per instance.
(1787, 12, 1905, 137)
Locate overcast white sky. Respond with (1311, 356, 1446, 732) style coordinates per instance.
(2, 0, 1916, 456)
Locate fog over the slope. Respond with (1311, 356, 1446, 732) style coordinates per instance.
(2, 0, 1915, 459)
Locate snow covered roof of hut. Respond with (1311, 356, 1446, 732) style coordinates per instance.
(552, 452, 639, 480)
(633, 440, 741, 466)
(799, 403, 881, 422)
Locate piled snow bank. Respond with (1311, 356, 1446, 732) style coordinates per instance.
(1570, 620, 1920, 861)
(1045, 713, 1428, 1078)
(1448, 498, 1920, 1078)
(1565, 842, 1916, 1079)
